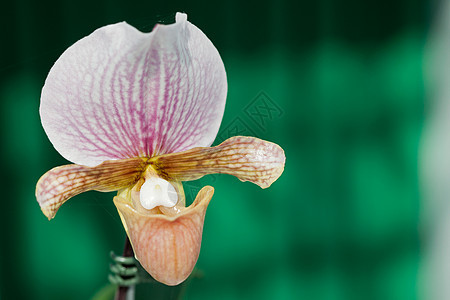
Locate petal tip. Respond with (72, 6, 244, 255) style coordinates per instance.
(175, 12, 188, 23)
(42, 208, 56, 220)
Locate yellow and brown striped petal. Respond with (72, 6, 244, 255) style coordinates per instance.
(36, 158, 148, 220)
(149, 136, 285, 189)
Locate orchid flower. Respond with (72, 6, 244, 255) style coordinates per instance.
(35, 13, 285, 286)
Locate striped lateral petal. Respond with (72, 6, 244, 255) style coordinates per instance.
(150, 136, 286, 188)
(36, 158, 148, 219)
(40, 13, 227, 167)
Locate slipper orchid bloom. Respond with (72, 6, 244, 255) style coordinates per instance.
(36, 13, 285, 286)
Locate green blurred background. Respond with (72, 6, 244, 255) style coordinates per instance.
(0, 0, 430, 299)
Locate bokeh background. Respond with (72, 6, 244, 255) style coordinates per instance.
(0, 0, 439, 299)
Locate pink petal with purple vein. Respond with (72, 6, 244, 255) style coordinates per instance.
(40, 13, 227, 167)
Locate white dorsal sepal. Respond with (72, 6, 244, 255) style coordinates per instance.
(139, 177, 178, 210)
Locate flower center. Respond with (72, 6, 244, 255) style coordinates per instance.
(139, 177, 178, 210)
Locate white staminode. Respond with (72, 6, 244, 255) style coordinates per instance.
(139, 177, 178, 210)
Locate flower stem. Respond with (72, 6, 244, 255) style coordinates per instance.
(114, 236, 135, 300)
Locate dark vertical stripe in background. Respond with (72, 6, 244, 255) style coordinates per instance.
(0, 0, 429, 299)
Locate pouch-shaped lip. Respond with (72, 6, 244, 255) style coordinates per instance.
(113, 185, 214, 285)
